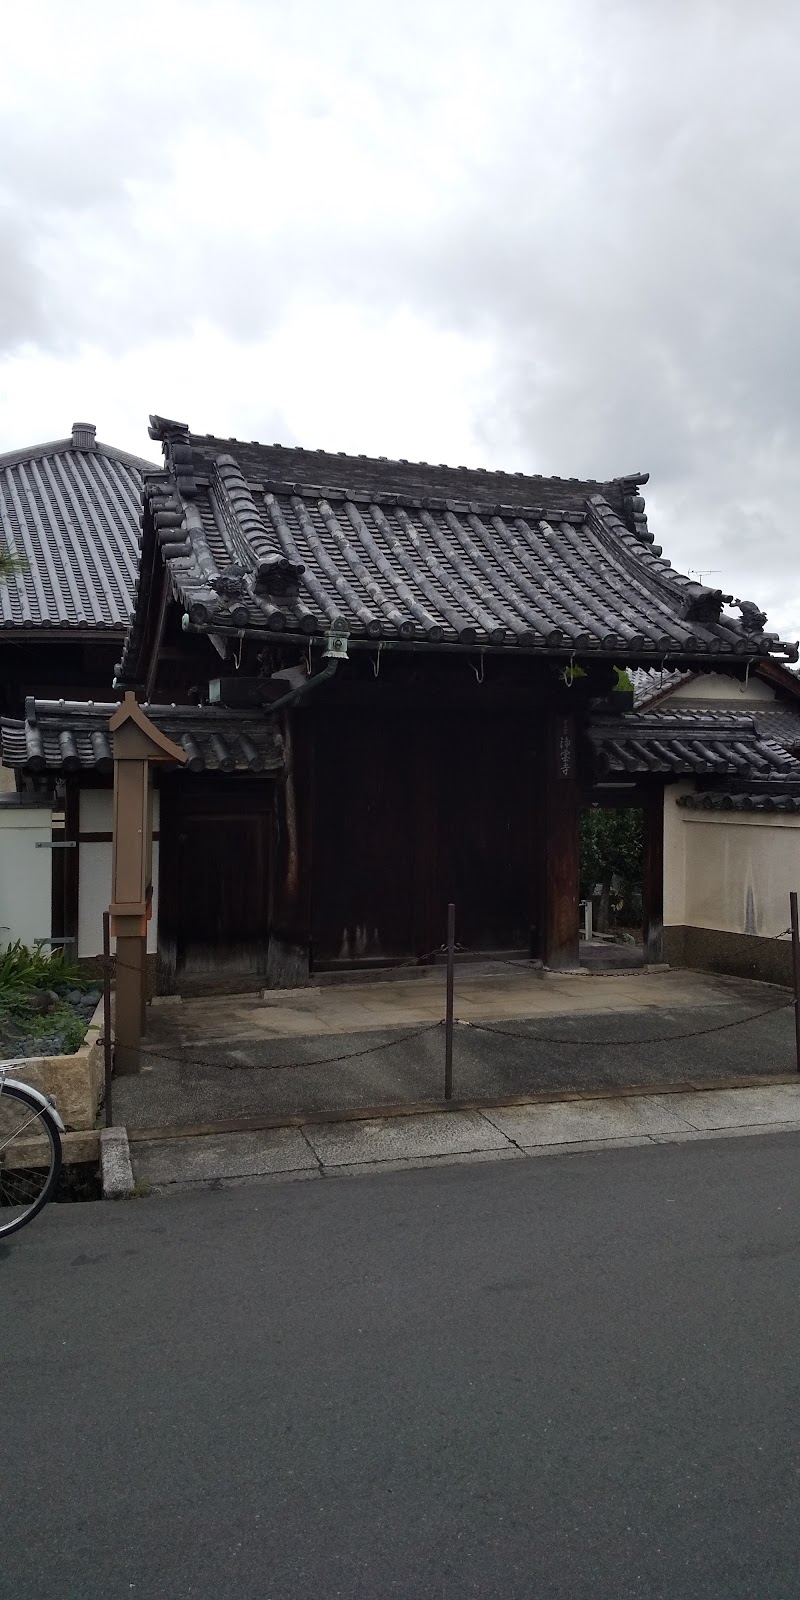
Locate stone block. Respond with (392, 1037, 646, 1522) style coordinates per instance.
(101, 1126, 134, 1198)
(5, 1001, 105, 1130)
(305, 1109, 510, 1169)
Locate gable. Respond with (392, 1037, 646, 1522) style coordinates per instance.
(669, 672, 777, 704)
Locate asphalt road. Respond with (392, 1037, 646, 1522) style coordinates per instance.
(4, 1135, 800, 1599)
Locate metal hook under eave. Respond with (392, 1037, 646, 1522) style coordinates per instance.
(563, 652, 576, 688)
(234, 632, 244, 670)
(373, 641, 383, 678)
(471, 651, 485, 684)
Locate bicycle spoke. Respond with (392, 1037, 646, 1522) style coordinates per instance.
(0, 1086, 60, 1236)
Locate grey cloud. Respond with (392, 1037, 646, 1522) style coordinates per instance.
(3, 0, 800, 636)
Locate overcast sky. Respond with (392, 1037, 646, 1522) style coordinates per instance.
(1, 0, 799, 641)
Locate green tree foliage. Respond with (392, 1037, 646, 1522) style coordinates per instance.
(0, 547, 23, 580)
(580, 807, 644, 930)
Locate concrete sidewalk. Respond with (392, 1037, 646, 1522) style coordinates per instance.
(126, 1079, 800, 1194)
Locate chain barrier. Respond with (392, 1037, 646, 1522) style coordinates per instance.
(457, 1001, 794, 1052)
(111, 1013, 445, 1076)
(106, 937, 797, 1077)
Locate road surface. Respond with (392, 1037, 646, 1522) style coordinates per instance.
(4, 1134, 800, 1597)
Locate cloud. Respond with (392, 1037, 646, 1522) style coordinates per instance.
(2, 0, 800, 638)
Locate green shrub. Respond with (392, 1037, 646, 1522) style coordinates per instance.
(0, 942, 91, 1054)
(0, 940, 89, 994)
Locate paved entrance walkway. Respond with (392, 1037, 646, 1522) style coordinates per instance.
(112, 966, 796, 1131)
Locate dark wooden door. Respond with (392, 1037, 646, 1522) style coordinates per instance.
(312, 711, 416, 963)
(159, 778, 271, 986)
(311, 709, 539, 965)
(433, 712, 536, 952)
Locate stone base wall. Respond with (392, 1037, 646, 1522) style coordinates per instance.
(665, 925, 793, 988)
(5, 1001, 105, 1130)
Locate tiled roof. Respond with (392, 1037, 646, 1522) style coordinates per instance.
(591, 705, 800, 783)
(1, 699, 283, 775)
(182, 429, 643, 518)
(677, 792, 800, 813)
(631, 667, 692, 707)
(117, 417, 794, 678)
(632, 660, 800, 713)
(0, 424, 154, 631)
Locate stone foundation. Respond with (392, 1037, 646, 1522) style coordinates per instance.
(665, 925, 793, 988)
(5, 1000, 105, 1130)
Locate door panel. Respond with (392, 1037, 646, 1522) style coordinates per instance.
(176, 811, 268, 975)
(312, 712, 416, 962)
(434, 712, 536, 952)
(311, 710, 539, 965)
(159, 779, 271, 984)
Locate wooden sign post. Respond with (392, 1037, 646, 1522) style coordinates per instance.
(109, 694, 186, 1074)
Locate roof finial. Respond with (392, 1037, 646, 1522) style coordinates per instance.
(71, 422, 96, 451)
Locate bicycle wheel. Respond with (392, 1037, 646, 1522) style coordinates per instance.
(0, 1083, 62, 1239)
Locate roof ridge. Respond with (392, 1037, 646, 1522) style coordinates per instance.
(0, 436, 156, 473)
(252, 476, 592, 522)
(149, 412, 648, 492)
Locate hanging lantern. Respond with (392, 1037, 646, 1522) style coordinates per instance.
(323, 627, 350, 661)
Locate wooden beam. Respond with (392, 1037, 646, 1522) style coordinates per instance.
(267, 712, 312, 987)
(642, 785, 665, 964)
(543, 708, 580, 969)
(111, 695, 186, 1070)
(63, 781, 80, 959)
(144, 565, 172, 704)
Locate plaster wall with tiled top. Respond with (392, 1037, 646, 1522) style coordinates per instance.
(665, 783, 800, 939)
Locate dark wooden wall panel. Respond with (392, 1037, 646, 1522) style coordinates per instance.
(312, 710, 417, 963)
(158, 776, 271, 989)
(311, 708, 541, 965)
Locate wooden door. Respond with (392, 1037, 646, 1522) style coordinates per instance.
(432, 711, 537, 953)
(311, 709, 539, 966)
(312, 711, 416, 963)
(159, 778, 271, 987)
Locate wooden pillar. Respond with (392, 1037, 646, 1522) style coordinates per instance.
(642, 785, 664, 965)
(267, 712, 312, 987)
(543, 707, 580, 969)
(110, 695, 185, 1073)
(63, 781, 80, 961)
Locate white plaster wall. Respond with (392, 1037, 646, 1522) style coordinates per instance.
(0, 808, 53, 948)
(77, 788, 160, 957)
(663, 783, 692, 926)
(665, 799, 800, 937)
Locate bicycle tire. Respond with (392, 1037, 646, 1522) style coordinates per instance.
(0, 1083, 62, 1239)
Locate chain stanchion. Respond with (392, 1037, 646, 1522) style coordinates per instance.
(790, 893, 800, 1075)
(444, 903, 455, 1100)
(102, 910, 113, 1127)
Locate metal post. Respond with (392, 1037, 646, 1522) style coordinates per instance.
(444, 902, 455, 1101)
(102, 910, 113, 1127)
(791, 893, 800, 1076)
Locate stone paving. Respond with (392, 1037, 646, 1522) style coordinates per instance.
(145, 964, 751, 1046)
(113, 965, 797, 1131)
(128, 1080, 800, 1193)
